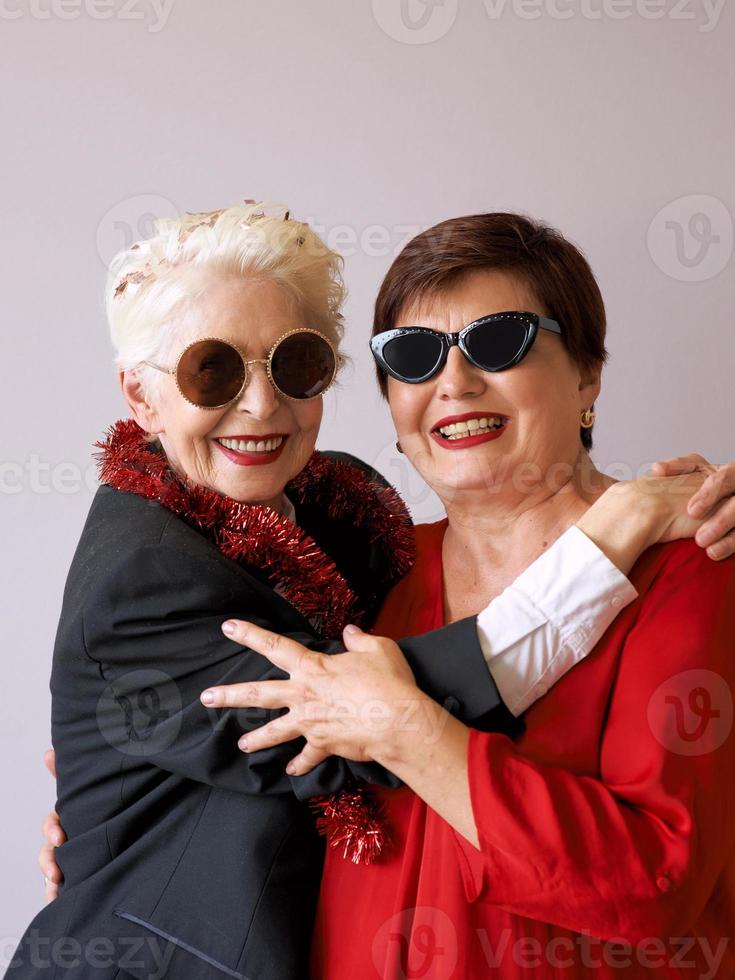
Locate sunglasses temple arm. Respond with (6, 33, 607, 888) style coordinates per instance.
(141, 360, 174, 375)
(538, 316, 562, 335)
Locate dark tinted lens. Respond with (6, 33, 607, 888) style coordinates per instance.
(270, 332, 336, 399)
(463, 316, 531, 371)
(176, 339, 245, 407)
(381, 332, 445, 381)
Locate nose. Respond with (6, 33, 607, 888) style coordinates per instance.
(234, 361, 280, 418)
(435, 346, 486, 401)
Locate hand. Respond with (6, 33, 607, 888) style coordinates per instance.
(650, 453, 735, 559)
(201, 622, 425, 775)
(39, 749, 65, 902)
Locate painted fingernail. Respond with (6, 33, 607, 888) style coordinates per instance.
(201, 690, 215, 705)
(222, 621, 236, 635)
(238, 736, 249, 751)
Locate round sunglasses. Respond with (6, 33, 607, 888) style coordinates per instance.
(141, 329, 338, 409)
(370, 311, 562, 384)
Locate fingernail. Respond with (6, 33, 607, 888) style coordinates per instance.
(52, 832, 63, 846)
(286, 762, 297, 775)
(201, 690, 215, 705)
(238, 736, 249, 751)
(344, 624, 360, 634)
(222, 621, 236, 635)
(46, 866, 56, 879)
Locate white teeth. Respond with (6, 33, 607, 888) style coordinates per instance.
(218, 436, 284, 453)
(437, 416, 506, 439)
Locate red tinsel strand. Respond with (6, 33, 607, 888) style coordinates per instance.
(310, 787, 390, 866)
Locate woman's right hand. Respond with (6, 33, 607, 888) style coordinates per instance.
(39, 748, 65, 902)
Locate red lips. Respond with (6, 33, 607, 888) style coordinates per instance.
(429, 412, 510, 451)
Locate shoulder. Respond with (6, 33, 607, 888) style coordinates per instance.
(74, 485, 258, 597)
(289, 451, 416, 623)
(414, 518, 449, 556)
(629, 538, 735, 630)
(632, 538, 735, 591)
(317, 450, 395, 490)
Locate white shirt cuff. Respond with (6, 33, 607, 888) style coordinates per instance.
(476, 525, 638, 716)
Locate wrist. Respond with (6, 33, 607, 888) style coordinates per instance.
(370, 688, 443, 769)
(576, 483, 660, 574)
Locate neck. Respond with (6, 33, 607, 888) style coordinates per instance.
(440, 451, 614, 613)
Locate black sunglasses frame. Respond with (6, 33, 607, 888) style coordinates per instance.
(370, 311, 562, 384)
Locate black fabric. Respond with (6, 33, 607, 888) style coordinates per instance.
(10, 458, 517, 980)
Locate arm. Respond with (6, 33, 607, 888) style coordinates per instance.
(204, 471, 713, 778)
(373, 545, 735, 942)
(472, 463, 735, 716)
(81, 539, 392, 798)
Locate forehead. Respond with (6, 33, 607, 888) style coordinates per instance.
(176, 273, 301, 351)
(397, 268, 545, 331)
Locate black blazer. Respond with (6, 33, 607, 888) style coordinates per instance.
(10, 456, 519, 980)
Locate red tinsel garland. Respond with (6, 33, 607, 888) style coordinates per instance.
(93, 418, 415, 863)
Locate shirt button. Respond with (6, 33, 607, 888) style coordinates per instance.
(611, 596, 623, 608)
(656, 873, 673, 893)
(444, 696, 460, 716)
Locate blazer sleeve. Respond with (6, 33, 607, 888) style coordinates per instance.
(457, 544, 735, 942)
(82, 536, 516, 800)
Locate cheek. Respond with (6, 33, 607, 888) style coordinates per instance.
(292, 400, 323, 446)
(165, 400, 226, 456)
(387, 382, 427, 437)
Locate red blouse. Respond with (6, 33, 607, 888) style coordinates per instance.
(311, 521, 735, 979)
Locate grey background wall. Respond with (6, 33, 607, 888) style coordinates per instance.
(1, 0, 733, 957)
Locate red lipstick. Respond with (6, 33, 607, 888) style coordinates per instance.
(429, 412, 509, 451)
(213, 434, 289, 467)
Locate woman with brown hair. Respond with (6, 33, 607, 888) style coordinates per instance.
(206, 213, 735, 979)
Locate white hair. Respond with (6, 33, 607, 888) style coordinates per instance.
(106, 201, 347, 394)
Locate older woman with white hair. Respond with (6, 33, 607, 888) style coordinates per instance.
(23, 202, 735, 980)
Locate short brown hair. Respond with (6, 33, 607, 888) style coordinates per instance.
(372, 212, 608, 450)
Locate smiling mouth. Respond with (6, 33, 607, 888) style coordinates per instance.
(431, 414, 509, 442)
(215, 435, 287, 454)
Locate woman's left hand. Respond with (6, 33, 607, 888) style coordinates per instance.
(650, 454, 735, 559)
(201, 623, 426, 775)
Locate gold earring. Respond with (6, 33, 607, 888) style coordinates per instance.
(580, 408, 596, 429)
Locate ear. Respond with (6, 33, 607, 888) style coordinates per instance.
(119, 369, 164, 436)
(578, 362, 602, 412)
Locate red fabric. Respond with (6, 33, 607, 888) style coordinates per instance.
(311, 521, 735, 979)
